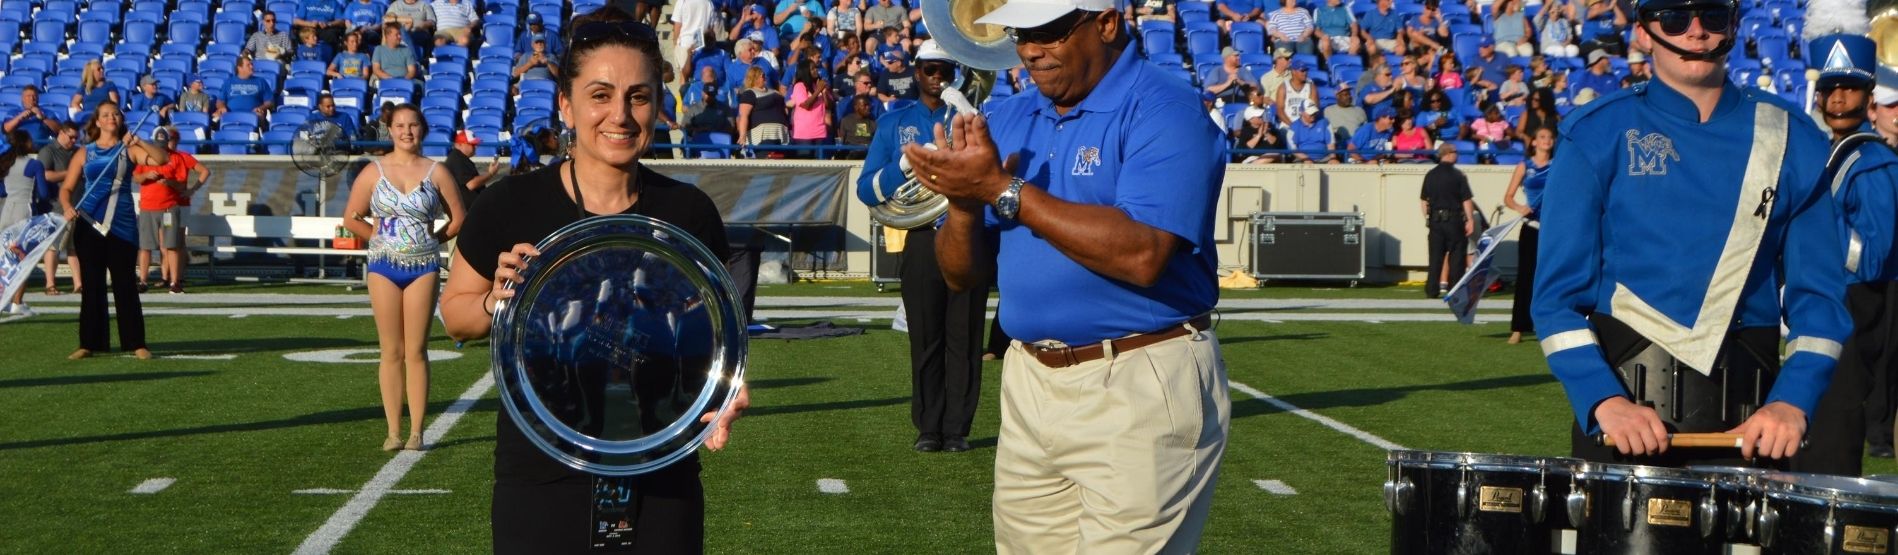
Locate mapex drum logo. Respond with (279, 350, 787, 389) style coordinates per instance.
(1625, 130, 1681, 176)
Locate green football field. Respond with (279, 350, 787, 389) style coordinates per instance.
(3, 283, 1894, 554)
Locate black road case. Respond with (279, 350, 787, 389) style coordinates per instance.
(1249, 211, 1366, 283)
(870, 223, 903, 292)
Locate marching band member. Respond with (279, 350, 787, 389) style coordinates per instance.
(1533, 0, 1850, 467)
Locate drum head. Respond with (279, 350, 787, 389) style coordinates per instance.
(491, 215, 747, 476)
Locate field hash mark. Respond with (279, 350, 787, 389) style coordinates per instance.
(817, 479, 849, 494)
(129, 478, 175, 494)
(1253, 479, 1297, 495)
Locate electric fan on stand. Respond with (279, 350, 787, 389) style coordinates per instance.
(291, 119, 351, 280)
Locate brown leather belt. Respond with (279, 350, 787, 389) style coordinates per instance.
(1026, 315, 1213, 369)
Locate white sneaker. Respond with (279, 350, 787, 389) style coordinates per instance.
(6, 303, 33, 316)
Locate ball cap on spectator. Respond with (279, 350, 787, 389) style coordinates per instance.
(1302, 104, 1319, 116)
(1628, 51, 1647, 64)
(1587, 49, 1609, 66)
(1479, 36, 1495, 47)
(140, 75, 157, 85)
(976, 0, 1117, 29)
(1291, 59, 1312, 71)
(454, 130, 480, 145)
(526, 12, 543, 25)
(916, 40, 956, 62)
(1373, 107, 1396, 119)
(1222, 46, 1239, 58)
(881, 49, 907, 63)
(1243, 106, 1266, 120)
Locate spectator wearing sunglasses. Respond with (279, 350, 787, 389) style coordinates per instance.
(439, 8, 749, 552)
(1535, 0, 1847, 469)
(905, 0, 1230, 550)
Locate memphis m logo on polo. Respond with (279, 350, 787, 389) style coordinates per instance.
(1625, 130, 1680, 176)
(897, 125, 921, 146)
(1072, 146, 1102, 176)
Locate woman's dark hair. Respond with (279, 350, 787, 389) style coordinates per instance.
(0, 129, 29, 175)
(558, 6, 663, 97)
(1530, 86, 1559, 115)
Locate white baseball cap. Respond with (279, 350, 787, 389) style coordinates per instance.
(915, 39, 955, 62)
(1877, 85, 1898, 107)
(976, 0, 1118, 29)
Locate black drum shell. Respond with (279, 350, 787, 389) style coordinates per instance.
(1572, 468, 1725, 555)
(1388, 452, 1579, 555)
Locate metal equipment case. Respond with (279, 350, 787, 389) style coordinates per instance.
(870, 223, 903, 291)
(1249, 211, 1366, 284)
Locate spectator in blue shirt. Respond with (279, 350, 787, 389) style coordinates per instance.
(1313, 0, 1359, 57)
(126, 77, 174, 120)
(296, 28, 334, 64)
(516, 13, 562, 58)
(1350, 106, 1396, 162)
(329, 32, 374, 79)
(775, 0, 826, 39)
(513, 37, 560, 87)
(315, 94, 361, 139)
(1571, 49, 1621, 98)
(1217, 0, 1263, 31)
(295, 0, 348, 47)
(344, 0, 386, 37)
(725, 38, 779, 95)
(69, 61, 120, 125)
(1287, 104, 1335, 162)
(3, 86, 64, 144)
(1356, 0, 1405, 55)
(218, 56, 274, 121)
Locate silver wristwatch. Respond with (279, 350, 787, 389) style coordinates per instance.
(993, 178, 1023, 221)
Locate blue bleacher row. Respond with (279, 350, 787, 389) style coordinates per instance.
(0, 0, 616, 157)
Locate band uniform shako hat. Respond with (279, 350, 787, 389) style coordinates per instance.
(1804, 0, 1876, 89)
(977, 0, 1119, 29)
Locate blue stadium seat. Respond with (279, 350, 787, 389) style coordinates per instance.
(132, 0, 164, 16)
(0, 74, 37, 90)
(68, 44, 106, 62)
(206, 44, 243, 61)
(31, 19, 64, 44)
(263, 130, 294, 154)
(167, 21, 203, 44)
(266, 1, 299, 22)
(519, 79, 556, 98)
(282, 77, 322, 102)
(79, 6, 118, 25)
(214, 129, 255, 154)
(469, 94, 507, 114)
(253, 58, 284, 80)
(220, 111, 260, 131)
(467, 112, 504, 130)
(1754, 31, 1791, 65)
(517, 94, 554, 113)
(15, 55, 53, 76)
(160, 43, 198, 62)
(422, 136, 450, 157)
(1177, 2, 1212, 24)
(106, 56, 147, 75)
(171, 2, 208, 25)
(214, 7, 253, 28)
(1229, 22, 1265, 55)
(378, 79, 417, 104)
(106, 69, 140, 92)
(212, 21, 247, 47)
(76, 19, 110, 43)
(289, 60, 327, 79)
(434, 44, 470, 63)
(42, 0, 77, 19)
(424, 108, 456, 130)
(152, 71, 185, 94)
(421, 94, 460, 113)
(123, 20, 159, 46)
(1148, 52, 1185, 68)
(1184, 21, 1221, 59)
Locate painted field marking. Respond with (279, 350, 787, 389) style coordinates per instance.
(129, 478, 176, 494)
(291, 372, 493, 555)
(283, 348, 464, 364)
(295, 489, 451, 495)
(230, 314, 248, 319)
(1227, 379, 1406, 451)
(816, 479, 849, 494)
(335, 315, 352, 320)
(159, 354, 238, 360)
(1253, 479, 1298, 495)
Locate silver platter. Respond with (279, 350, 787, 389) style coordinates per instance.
(491, 214, 747, 476)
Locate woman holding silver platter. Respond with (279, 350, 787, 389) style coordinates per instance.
(440, 6, 750, 552)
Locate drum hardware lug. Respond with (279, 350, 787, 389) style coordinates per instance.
(1699, 489, 1717, 539)
(1669, 364, 1684, 422)
(1824, 505, 1836, 550)
(1531, 483, 1548, 524)
(1622, 482, 1635, 531)
(1758, 503, 1779, 548)
(1384, 477, 1414, 515)
(1458, 467, 1472, 518)
(1567, 478, 1587, 530)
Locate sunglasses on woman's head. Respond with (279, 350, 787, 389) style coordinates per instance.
(1646, 6, 1732, 36)
(568, 20, 661, 53)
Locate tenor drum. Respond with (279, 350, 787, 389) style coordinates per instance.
(1385, 450, 1583, 554)
(1570, 463, 1727, 554)
(1756, 472, 1898, 554)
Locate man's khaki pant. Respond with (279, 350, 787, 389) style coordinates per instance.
(993, 326, 1230, 554)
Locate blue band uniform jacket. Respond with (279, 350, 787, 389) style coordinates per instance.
(1824, 127, 1898, 284)
(1531, 79, 1852, 435)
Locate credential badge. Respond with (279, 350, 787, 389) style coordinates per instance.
(1626, 130, 1680, 176)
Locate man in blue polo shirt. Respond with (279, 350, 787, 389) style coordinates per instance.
(2, 86, 63, 144)
(1535, 0, 1848, 466)
(905, 0, 1230, 551)
(1356, 0, 1406, 55)
(217, 57, 274, 121)
(294, 0, 347, 48)
(1287, 104, 1334, 162)
(855, 40, 988, 456)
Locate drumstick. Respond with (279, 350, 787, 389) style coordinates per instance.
(1597, 433, 1743, 448)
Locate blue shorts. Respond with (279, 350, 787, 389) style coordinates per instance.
(368, 259, 439, 289)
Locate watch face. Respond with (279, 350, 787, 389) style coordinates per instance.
(490, 215, 748, 476)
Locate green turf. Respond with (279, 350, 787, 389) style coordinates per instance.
(1, 305, 1889, 553)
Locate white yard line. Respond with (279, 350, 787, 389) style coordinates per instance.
(1253, 479, 1298, 495)
(816, 479, 849, 494)
(128, 478, 176, 494)
(291, 372, 493, 555)
(1228, 379, 1405, 451)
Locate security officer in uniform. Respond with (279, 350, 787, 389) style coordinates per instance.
(1791, 23, 1898, 476)
(1533, 0, 1851, 467)
(1420, 143, 1475, 299)
(855, 40, 989, 454)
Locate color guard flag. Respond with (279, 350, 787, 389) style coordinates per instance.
(0, 214, 67, 307)
(1444, 216, 1525, 324)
